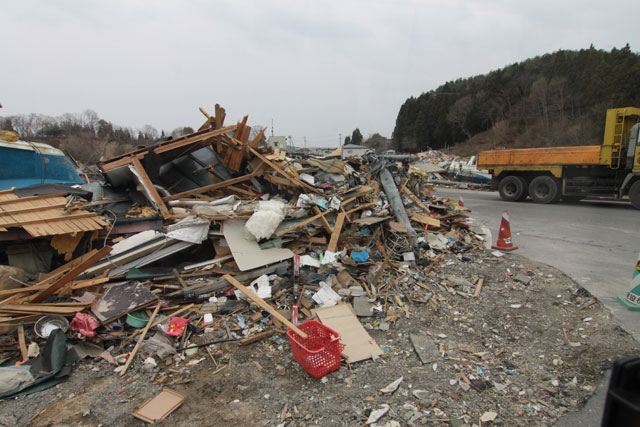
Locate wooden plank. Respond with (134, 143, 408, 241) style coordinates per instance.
(327, 212, 346, 252)
(120, 304, 161, 377)
(173, 269, 188, 289)
(0, 212, 99, 229)
(224, 274, 307, 338)
(38, 249, 99, 282)
(17, 325, 28, 361)
(249, 127, 266, 148)
(153, 125, 237, 154)
(402, 186, 431, 214)
(0, 304, 84, 314)
(274, 209, 333, 237)
(410, 213, 441, 228)
(214, 104, 225, 129)
(313, 206, 333, 234)
(130, 157, 171, 219)
(30, 246, 112, 303)
(0, 201, 67, 215)
(0, 193, 67, 207)
(163, 172, 257, 201)
(474, 277, 484, 298)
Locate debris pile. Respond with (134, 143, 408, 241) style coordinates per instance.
(413, 149, 491, 186)
(0, 104, 484, 396)
(0, 105, 636, 426)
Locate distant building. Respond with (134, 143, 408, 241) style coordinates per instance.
(266, 136, 287, 151)
(341, 144, 370, 159)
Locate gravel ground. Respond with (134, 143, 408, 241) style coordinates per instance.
(1, 250, 637, 427)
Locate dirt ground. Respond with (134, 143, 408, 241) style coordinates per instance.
(1, 250, 638, 427)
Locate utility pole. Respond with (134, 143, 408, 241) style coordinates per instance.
(271, 119, 274, 137)
(338, 133, 342, 147)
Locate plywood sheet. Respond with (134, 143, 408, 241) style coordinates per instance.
(223, 219, 293, 271)
(314, 303, 383, 363)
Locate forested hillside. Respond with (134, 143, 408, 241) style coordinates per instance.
(392, 45, 640, 154)
(0, 111, 193, 164)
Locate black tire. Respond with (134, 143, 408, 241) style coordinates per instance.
(516, 176, 528, 201)
(629, 180, 640, 210)
(498, 175, 526, 202)
(528, 176, 560, 204)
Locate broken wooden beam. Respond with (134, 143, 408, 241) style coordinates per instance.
(224, 274, 307, 338)
(30, 246, 112, 303)
(275, 209, 333, 237)
(327, 212, 346, 252)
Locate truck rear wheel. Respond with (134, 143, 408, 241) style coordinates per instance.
(516, 176, 528, 201)
(498, 175, 526, 202)
(529, 176, 560, 204)
(629, 180, 640, 210)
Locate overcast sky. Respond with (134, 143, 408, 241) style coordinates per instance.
(1, 1, 638, 148)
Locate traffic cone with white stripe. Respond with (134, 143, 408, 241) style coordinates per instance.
(617, 253, 640, 311)
(458, 195, 464, 208)
(491, 210, 518, 251)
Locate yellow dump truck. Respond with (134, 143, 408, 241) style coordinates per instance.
(477, 107, 640, 210)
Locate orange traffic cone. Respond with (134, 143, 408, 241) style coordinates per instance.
(492, 210, 518, 251)
(458, 195, 464, 207)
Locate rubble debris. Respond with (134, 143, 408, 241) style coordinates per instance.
(1, 102, 614, 425)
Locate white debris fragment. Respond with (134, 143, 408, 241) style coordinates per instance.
(366, 404, 389, 425)
(480, 411, 498, 422)
(380, 377, 403, 394)
(244, 200, 286, 240)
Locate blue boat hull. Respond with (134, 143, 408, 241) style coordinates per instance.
(0, 143, 85, 190)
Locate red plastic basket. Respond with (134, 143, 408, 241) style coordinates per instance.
(287, 320, 345, 378)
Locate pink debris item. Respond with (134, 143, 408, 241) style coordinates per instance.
(69, 312, 101, 337)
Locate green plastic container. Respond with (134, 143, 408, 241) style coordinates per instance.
(126, 311, 150, 328)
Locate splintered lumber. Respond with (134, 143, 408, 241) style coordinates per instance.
(224, 274, 307, 338)
(344, 202, 377, 216)
(248, 147, 321, 194)
(0, 304, 86, 315)
(249, 127, 267, 148)
(17, 325, 28, 361)
(313, 206, 333, 234)
(474, 277, 484, 298)
(327, 212, 346, 252)
(163, 171, 257, 201)
(402, 186, 431, 214)
(38, 249, 100, 282)
(275, 209, 333, 237)
(130, 157, 171, 219)
(411, 213, 441, 228)
(173, 269, 188, 289)
(30, 246, 112, 303)
(168, 261, 289, 297)
(120, 304, 161, 377)
(99, 124, 237, 171)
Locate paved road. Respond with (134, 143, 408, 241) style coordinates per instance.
(435, 187, 640, 341)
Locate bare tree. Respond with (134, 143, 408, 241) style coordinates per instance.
(446, 95, 474, 139)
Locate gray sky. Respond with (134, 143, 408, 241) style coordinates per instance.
(1, 1, 638, 148)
